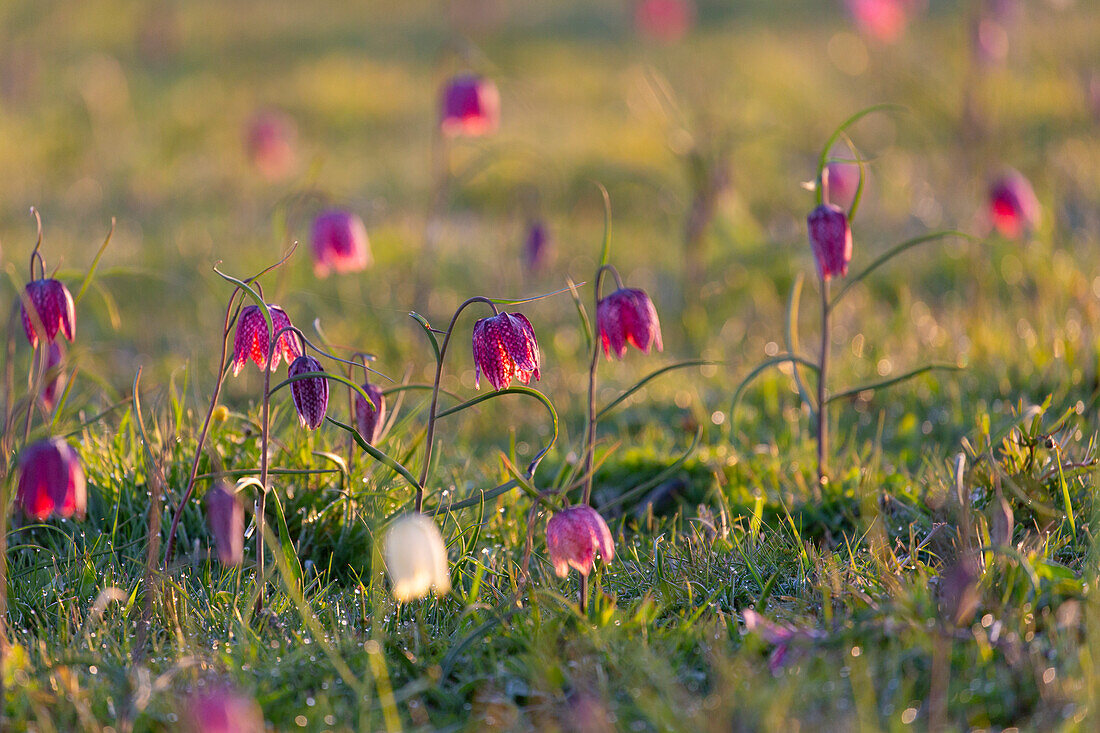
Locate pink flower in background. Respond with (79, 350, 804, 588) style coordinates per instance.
(288, 355, 329, 430)
(845, 0, 914, 43)
(596, 288, 663, 360)
(440, 74, 500, 137)
(988, 170, 1040, 238)
(354, 380, 386, 444)
(823, 160, 861, 211)
(807, 203, 853, 281)
(16, 438, 86, 521)
(41, 341, 65, 411)
(20, 277, 75, 349)
(311, 209, 372, 277)
(634, 0, 696, 43)
(472, 312, 540, 390)
(231, 305, 302, 376)
(524, 220, 551, 272)
(546, 505, 615, 577)
(185, 686, 264, 733)
(206, 482, 244, 566)
(245, 109, 297, 181)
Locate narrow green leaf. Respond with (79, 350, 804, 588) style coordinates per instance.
(825, 363, 962, 404)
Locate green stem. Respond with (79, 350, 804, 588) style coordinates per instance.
(817, 277, 830, 495)
(581, 264, 622, 506)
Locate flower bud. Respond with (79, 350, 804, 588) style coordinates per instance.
(231, 304, 302, 376)
(440, 74, 500, 137)
(16, 437, 86, 520)
(596, 288, 663, 360)
(383, 514, 451, 602)
(206, 482, 244, 566)
(20, 277, 75, 349)
(354, 380, 386, 445)
(288, 355, 329, 430)
(472, 311, 541, 390)
(807, 203, 853, 281)
(311, 209, 372, 277)
(546, 505, 615, 578)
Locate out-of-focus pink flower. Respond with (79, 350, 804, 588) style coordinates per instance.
(288, 355, 329, 430)
(823, 160, 861, 211)
(184, 686, 264, 733)
(988, 169, 1040, 238)
(311, 209, 371, 277)
(20, 278, 75, 349)
(472, 311, 540, 390)
(634, 0, 696, 43)
(231, 305, 302, 376)
(845, 0, 915, 43)
(354, 380, 386, 445)
(807, 203, 853, 281)
(41, 341, 65, 411)
(16, 438, 86, 521)
(546, 505, 615, 578)
(245, 109, 297, 181)
(597, 288, 663, 360)
(743, 609, 825, 674)
(206, 482, 244, 566)
(440, 74, 500, 137)
(524, 220, 551, 272)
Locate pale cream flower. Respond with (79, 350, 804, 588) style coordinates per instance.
(383, 514, 451, 602)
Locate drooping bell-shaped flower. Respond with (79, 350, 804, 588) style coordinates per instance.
(206, 482, 244, 566)
(383, 514, 451, 602)
(41, 341, 65, 411)
(311, 209, 372, 278)
(596, 288, 663, 360)
(807, 203, 853, 281)
(231, 304, 302, 376)
(288, 355, 329, 430)
(472, 311, 541, 390)
(988, 170, 1040, 239)
(16, 437, 86, 521)
(546, 505, 615, 578)
(354, 380, 386, 445)
(245, 108, 297, 182)
(440, 74, 500, 137)
(20, 277, 75, 349)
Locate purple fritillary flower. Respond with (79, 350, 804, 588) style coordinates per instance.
(807, 203, 853, 281)
(440, 74, 500, 137)
(16, 437, 86, 521)
(354, 380, 386, 445)
(230, 304, 303, 376)
(20, 277, 75, 349)
(596, 288, 663, 360)
(288, 355, 329, 430)
(546, 505, 615, 578)
(206, 482, 244, 566)
(471, 312, 540, 390)
(311, 209, 372, 278)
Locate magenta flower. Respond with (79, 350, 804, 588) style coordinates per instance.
(231, 304, 302, 376)
(206, 482, 244, 566)
(311, 209, 372, 278)
(634, 0, 695, 43)
(245, 109, 297, 181)
(596, 288, 663, 360)
(546, 505, 615, 577)
(16, 437, 86, 521)
(440, 74, 500, 138)
(823, 160, 861, 211)
(184, 686, 264, 733)
(41, 341, 65, 411)
(524, 220, 550, 272)
(807, 203, 853, 281)
(354, 380, 386, 445)
(288, 355, 329, 430)
(845, 0, 913, 43)
(20, 277, 75, 349)
(988, 170, 1040, 239)
(472, 312, 540, 390)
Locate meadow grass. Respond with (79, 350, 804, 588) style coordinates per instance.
(2, 1, 1100, 730)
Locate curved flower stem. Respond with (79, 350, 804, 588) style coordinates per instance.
(816, 277, 831, 497)
(580, 264, 621, 506)
(163, 293, 242, 566)
(416, 296, 498, 512)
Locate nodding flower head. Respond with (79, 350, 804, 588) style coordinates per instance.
(16, 437, 86, 521)
(989, 170, 1040, 239)
(311, 209, 372, 277)
(231, 304, 302, 376)
(546, 505, 615, 578)
(383, 514, 451, 602)
(20, 277, 75, 350)
(440, 74, 500, 137)
(288, 355, 329, 430)
(471, 311, 540, 390)
(597, 288, 663, 360)
(807, 203, 853, 281)
(354, 380, 387, 445)
(206, 482, 244, 566)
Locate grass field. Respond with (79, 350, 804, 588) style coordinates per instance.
(2, 0, 1100, 730)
